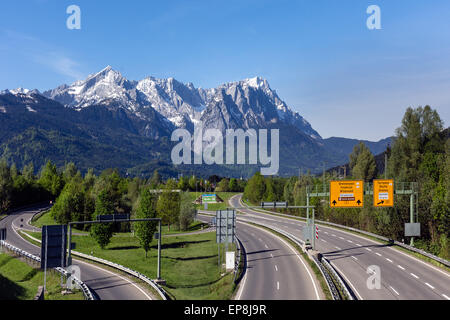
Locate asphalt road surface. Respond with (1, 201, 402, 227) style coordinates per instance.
(230, 194, 450, 300)
(0, 205, 153, 300)
(198, 214, 322, 300)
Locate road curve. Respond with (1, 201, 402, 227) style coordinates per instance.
(231, 194, 450, 300)
(198, 214, 322, 300)
(0, 205, 153, 300)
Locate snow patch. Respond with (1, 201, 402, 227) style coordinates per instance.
(26, 106, 37, 113)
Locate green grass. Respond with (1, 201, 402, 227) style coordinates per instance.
(24, 230, 236, 300)
(30, 211, 88, 234)
(0, 252, 84, 300)
(0, 214, 6, 222)
(190, 192, 240, 211)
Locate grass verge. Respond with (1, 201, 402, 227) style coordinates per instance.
(21, 229, 236, 300)
(0, 251, 84, 300)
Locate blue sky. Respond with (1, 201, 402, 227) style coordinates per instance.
(1, 0, 449, 140)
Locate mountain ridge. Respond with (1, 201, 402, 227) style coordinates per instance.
(0, 67, 391, 177)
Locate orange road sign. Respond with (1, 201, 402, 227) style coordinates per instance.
(373, 179, 394, 207)
(330, 180, 364, 208)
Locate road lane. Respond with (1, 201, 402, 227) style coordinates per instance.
(198, 214, 322, 300)
(0, 206, 153, 300)
(230, 194, 450, 300)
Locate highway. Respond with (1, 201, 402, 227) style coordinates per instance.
(0, 205, 153, 300)
(198, 214, 322, 300)
(230, 194, 450, 300)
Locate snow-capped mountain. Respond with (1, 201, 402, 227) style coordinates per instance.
(0, 69, 392, 177)
(42, 66, 321, 140)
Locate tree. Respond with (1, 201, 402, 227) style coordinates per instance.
(349, 142, 377, 181)
(188, 175, 199, 191)
(229, 178, 238, 192)
(63, 162, 78, 183)
(179, 192, 196, 231)
(243, 172, 266, 204)
(0, 160, 13, 213)
(177, 176, 189, 191)
(148, 170, 162, 189)
(90, 188, 115, 249)
(216, 178, 229, 192)
(135, 187, 158, 257)
(156, 180, 180, 231)
(264, 178, 276, 201)
(38, 160, 64, 198)
(22, 162, 35, 182)
(50, 178, 85, 225)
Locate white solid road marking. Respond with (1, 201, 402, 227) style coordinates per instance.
(351, 256, 358, 261)
(397, 265, 405, 270)
(237, 220, 321, 300)
(386, 258, 393, 263)
(390, 286, 400, 296)
(425, 283, 435, 290)
(442, 294, 450, 300)
(411, 273, 419, 279)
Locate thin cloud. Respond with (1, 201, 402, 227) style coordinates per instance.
(1, 29, 85, 81)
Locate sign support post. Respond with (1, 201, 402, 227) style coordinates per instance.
(312, 208, 316, 250)
(410, 193, 415, 247)
(157, 220, 162, 280)
(43, 230, 48, 294)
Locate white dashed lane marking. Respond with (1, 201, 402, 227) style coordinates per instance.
(390, 286, 400, 296)
(425, 283, 435, 290)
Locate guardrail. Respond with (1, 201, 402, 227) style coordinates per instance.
(0, 240, 95, 300)
(72, 250, 170, 300)
(19, 230, 170, 300)
(26, 209, 170, 300)
(233, 235, 244, 284)
(239, 198, 450, 268)
(320, 256, 355, 300)
(237, 217, 352, 300)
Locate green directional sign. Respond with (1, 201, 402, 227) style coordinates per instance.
(202, 194, 217, 203)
